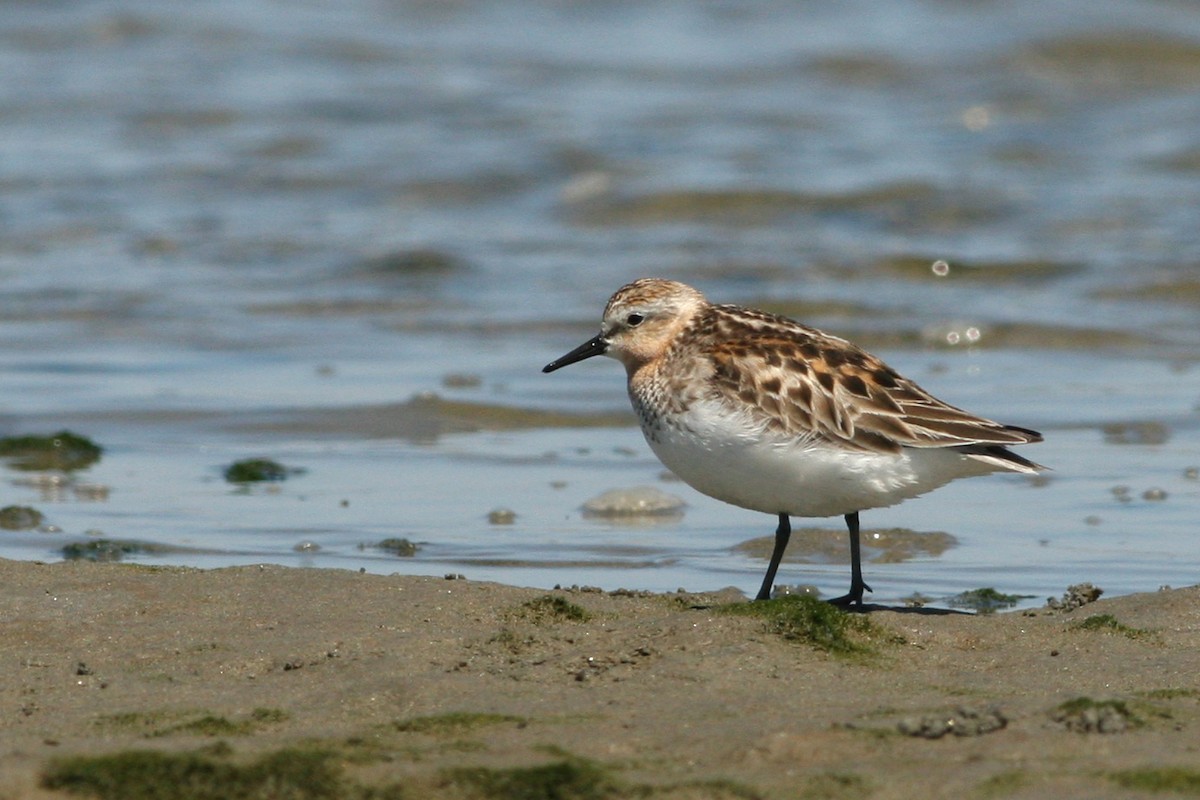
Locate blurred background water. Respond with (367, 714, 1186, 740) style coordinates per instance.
(2, 0, 1198, 609)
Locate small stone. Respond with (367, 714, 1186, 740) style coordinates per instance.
(1054, 700, 1130, 734)
(0, 430, 103, 471)
(898, 706, 1006, 738)
(924, 718, 950, 738)
(488, 508, 517, 525)
(377, 538, 418, 557)
(223, 458, 297, 483)
(582, 487, 685, 518)
(0, 506, 45, 531)
(1046, 583, 1103, 612)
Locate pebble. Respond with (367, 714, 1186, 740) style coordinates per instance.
(376, 538, 419, 557)
(582, 487, 685, 518)
(487, 508, 517, 525)
(1053, 703, 1129, 734)
(1045, 583, 1103, 612)
(0, 505, 45, 531)
(898, 706, 1006, 738)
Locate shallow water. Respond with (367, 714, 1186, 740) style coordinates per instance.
(2, 0, 1198, 610)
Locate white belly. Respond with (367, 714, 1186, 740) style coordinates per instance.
(640, 401, 996, 519)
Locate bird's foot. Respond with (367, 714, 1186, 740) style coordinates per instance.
(827, 581, 873, 608)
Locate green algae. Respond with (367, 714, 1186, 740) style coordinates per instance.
(0, 430, 103, 472)
(62, 539, 168, 562)
(440, 756, 616, 800)
(976, 770, 1031, 798)
(0, 504, 44, 530)
(95, 708, 290, 739)
(718, 595, 895, 657)
(518, 595, 593, 624)
(41, 746, 407, 800)
(375, 537, 419, 557)
(223, 458, 301, 483)
(1070, 613, 1155, 640)
(1108, 767, 1200, 794)
(392, 712, 525, 736)
(798, 772, 871, 800)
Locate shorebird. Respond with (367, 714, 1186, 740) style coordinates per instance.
(543, 278, 1044, 605)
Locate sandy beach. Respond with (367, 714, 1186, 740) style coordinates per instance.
(2, 557, 1198, 798)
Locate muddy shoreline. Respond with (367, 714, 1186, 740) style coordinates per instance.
(2, 558, 1198, 798)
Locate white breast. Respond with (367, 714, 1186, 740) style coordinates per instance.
(638, 397, 996, 519)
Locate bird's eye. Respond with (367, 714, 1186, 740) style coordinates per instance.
(626, 313, 645, 327)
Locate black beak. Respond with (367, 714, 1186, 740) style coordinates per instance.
(543, 333, 608, 373)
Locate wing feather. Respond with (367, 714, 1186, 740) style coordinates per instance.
(698, 308, 1042, 460)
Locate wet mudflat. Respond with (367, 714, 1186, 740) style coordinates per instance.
(3, 558, 1199, 799)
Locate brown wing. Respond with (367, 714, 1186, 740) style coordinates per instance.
(700, 308, 1042, 456)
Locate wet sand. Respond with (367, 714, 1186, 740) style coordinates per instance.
(2, 557, 1198, 799)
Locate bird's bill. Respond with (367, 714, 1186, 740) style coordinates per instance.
(542, 334, 608, 373)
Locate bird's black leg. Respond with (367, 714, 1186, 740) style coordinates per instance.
(828, 511, 873, 607)
(754, 513, 791, 601)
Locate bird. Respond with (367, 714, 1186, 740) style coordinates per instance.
(543, 278, 1044, 606)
